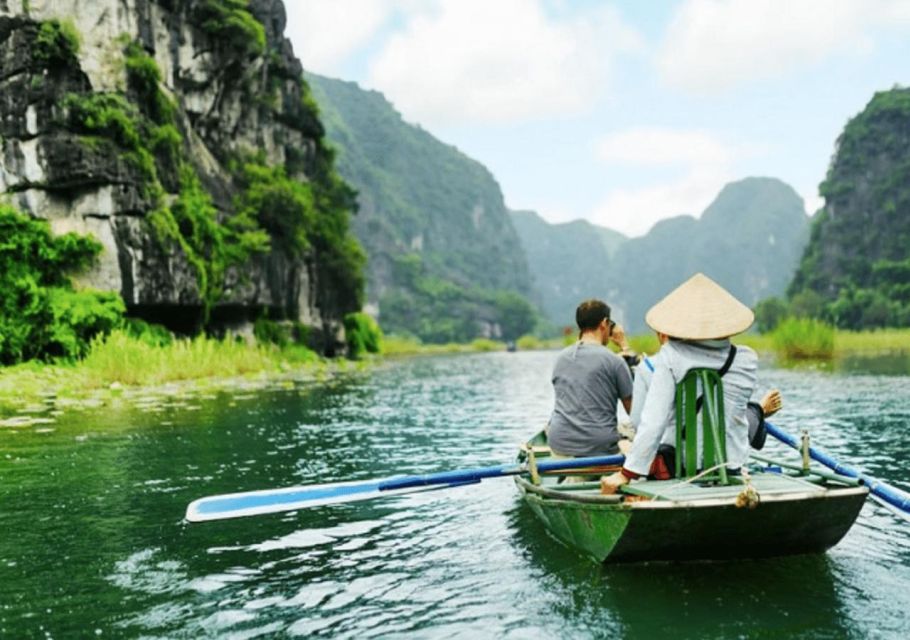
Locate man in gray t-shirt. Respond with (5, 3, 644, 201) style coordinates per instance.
(548, 300, 634, 457)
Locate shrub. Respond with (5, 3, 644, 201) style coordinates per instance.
(516, 334, 543, 350)
(470, 338, 501, 352)
(234, 161, 316, 255)
(193, 0, 266, 57)
(124, 40, 175, 125)
(254, 318, 290, 347)
(34, 19, 80, 66)
(45, 288, 125, 358)
(0, 205, 124, 364)
(772, 317, 835, 360)
(123, 318, 173, 347)
(754, 297, 790, 333)
(343, 312, 383, 359)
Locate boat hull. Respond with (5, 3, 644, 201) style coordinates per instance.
(516, 477, 868, 563)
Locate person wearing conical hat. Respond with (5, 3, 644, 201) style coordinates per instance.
(600, 273, 760, 494)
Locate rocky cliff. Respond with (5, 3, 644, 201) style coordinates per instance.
(307, 73, 536, 342)
(510, 210, 625, 328)
(0, 0, 362, 352)
(512, 177, 810, 333)
(788, 88, 910, 328)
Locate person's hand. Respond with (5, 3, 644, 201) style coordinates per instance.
(761, 389, 782, 417)
(600, 471, 629, 495)
(610, 323, 629, 352)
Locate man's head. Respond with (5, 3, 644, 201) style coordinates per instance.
(576, 299, 613, 343)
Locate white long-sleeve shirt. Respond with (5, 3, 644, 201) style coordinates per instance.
(623, 338, 758, 476)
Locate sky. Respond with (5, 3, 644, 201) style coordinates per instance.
(283, 0, 910, 237)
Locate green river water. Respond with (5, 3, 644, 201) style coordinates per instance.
(1, 351, 909, 638)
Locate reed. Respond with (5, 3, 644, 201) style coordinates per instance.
(771, 317, 835, 359)
(834, 328, 910, 354)
(78, 330, 278, 387)
(0, 330, 323, 415)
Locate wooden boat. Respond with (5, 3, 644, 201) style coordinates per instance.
(514, 430, 868, 563)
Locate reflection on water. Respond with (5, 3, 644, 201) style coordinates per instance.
(1, 352, 910, 638)
(836, 352, 910, 376)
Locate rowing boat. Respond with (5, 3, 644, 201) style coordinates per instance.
(514, 430, 868, 563)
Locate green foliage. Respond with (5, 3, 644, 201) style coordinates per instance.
(45, 288, 125, 358)
(772, 317, 835, 360)
(754, 297, 790, 333)
(34, 19, 80, 66)
(123, 318, 173, 347)
(235, 161, 316, 254)
(234, 155, 365, 313)
(379, 262, 538, 344)
(254, 318, 291, 347)
(306, 72, 533, 325)
(343, 312, 383, 359)
(0, 205, 124, 364)
(469, 338, 501, 352)
(193, 0, 266, 57)
(123, 41, 174, 125)
(64, 92, 157, 181)
(491, 291, 536, 341)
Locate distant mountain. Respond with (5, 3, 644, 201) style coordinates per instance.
(307, 73, 536, 342)
(513, 177, 810, 333)
(615, 177, 811, 332)
(788, 88, 910, 328)
(510, 210, 626, 328)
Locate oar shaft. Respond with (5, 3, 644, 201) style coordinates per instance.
(765, 421, 910, 513)
(379, 454, 624, 491)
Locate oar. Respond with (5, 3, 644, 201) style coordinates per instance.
(185, 453, 624, 522)
(765, 421, 910, 514)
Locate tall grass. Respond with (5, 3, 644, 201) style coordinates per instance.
(771, 317, 835, 359)
(835, 328, 910, 354)
(78, 330, 277, 387)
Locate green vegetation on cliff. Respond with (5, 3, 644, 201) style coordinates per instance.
(1, 6, 365, 367)
(306, 73, 535, 342)
(788, 88, 910, 328)
(0, 206, 124, 364)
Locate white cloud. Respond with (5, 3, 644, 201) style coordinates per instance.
(589, 169, 733, 237)
(802, 190, 825, 216)
(658, 0, 910, 92)
(366, 0, 642, 126)
(597, 128, 733, 167)
(284, 0, 394, 74)
(590, 128, 744, 236)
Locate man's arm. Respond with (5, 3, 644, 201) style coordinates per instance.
(621, 396, 632, 414)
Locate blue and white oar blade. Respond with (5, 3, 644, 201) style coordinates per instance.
(185, 477, 464, 522)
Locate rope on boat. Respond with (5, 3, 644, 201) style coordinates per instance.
(676, 463, 729, 485)
(735, 468, 760, 509)
(675, 463, 761, 509)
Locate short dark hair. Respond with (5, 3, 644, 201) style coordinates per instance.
(576, 299, 610, 331)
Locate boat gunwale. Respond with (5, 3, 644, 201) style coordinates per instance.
(515, 475, 869, 510)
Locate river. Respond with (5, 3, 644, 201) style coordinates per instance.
(1, 351, 909, 638)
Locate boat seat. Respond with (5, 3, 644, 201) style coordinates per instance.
(675, 368, 730, 485)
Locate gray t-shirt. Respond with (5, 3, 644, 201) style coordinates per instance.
(548, 342, 634, 456)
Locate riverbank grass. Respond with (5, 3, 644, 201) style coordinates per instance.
(0, 330, 324, 416)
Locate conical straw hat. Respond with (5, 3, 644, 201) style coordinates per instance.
(645, 273, 754, 339)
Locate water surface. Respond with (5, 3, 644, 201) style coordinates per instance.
(1, 352, 909, 638)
